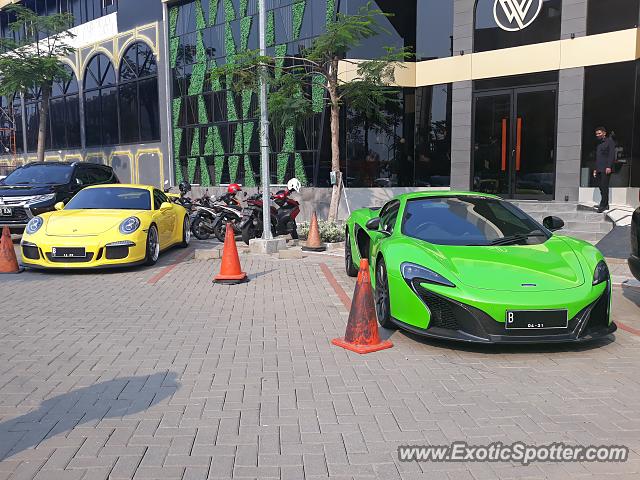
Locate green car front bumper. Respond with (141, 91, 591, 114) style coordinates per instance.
(389, 277, 615, 344)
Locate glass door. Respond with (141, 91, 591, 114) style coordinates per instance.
(472, 92, 512, 196)
(513, 88, 557, 199)
(472, 86, 557, 199)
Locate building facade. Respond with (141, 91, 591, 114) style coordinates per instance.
(1, 0, 640, 207)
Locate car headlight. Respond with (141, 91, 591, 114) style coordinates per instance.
(26, 193, 56, 205)
(119, 217, 141, 235)
(593, 260, 610, 285)
(25, 216, 43, 235)
(401, 262, 456, 288)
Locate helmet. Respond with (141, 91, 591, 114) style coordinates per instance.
(227, 183, 242, 194)
(287, 178, 301, 192)
(178, 181, 191, 194)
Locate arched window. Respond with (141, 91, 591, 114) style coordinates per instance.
(49, 64, 81, 149)
(84, 54, 118, 146)
(474, 0, 562, 53)
(118, 42, 160, 143)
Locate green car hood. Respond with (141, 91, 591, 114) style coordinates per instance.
(413, 236, 585, 292)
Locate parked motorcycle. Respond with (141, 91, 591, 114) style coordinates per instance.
(167, 181, 198, 227)
(239, 178, 301, 245)
(192, 183, 245, 241)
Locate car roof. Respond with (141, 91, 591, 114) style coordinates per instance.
(19, 161, 75, 167)
(83, 184, 155, 191)
(18, 161, 112, 169)
(394, 191, 503, 202)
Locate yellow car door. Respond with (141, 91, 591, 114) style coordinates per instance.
(153, 189, 177, 247)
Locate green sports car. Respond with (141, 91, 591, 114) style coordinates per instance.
(344, 192, 616, 344)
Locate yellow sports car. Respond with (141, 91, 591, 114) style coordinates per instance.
(20, 184, 190, 269)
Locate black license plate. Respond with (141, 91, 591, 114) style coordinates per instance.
(51, 247, 86, 258)
(505, 310, 568, 330)
(0, 207, 11, 216)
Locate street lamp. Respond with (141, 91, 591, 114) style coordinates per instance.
(258, 0, 272, 240)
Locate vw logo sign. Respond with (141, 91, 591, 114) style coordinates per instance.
(494, 0, 543, 32)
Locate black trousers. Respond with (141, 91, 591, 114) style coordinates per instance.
(595, 171, 611, 208)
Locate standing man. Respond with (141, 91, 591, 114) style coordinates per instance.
(593, 126, 616, 213)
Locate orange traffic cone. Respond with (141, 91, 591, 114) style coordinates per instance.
(301, 210, 326, 252)
(214, 222, 248, 284)
(0, 226, 23, 274)
(332, 259, 393, 354)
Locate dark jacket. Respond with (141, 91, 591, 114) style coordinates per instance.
(595, 136, 616, 172)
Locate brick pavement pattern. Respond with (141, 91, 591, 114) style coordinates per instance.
(0, 246, 640, 479)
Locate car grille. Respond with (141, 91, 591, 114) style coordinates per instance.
(415, 285, 460, 331)
(45, 253, 94, 263)
(0, 206, 29, 223)
(22, 245, 40, 260)
(105, 246, 129, 260)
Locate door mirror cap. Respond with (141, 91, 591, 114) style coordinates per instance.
(54, 202, 64, 211)
(159, 202, 173, 212)
(543, 216, 564, 231)
(365, 217, 380, 231)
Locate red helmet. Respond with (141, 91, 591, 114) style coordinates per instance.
(227, 183, 242, 194)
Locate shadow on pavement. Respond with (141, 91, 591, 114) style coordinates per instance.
(0, 371, 180, 461)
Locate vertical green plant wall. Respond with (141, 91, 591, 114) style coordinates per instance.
(170, 0, 336, 186)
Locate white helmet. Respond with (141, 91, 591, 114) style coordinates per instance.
(287, 177, 301, 192)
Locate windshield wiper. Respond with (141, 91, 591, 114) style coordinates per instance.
(489, 232, 548, 246)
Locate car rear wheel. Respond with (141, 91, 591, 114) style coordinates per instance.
(180, 216, 191, 248)
(144, 225, 160, 266)
(345, 230, 358, 277)
(375, 258, 395, 329)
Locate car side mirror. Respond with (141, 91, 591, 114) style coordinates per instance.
(543, 216, 564, 231)
(160, 202, 173, 212)
(54, 202, 64, 211)
(366, 217, 380, 231)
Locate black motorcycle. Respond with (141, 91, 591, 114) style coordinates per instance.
(192, 191, 244, 241)
(239, 189, 300, 244)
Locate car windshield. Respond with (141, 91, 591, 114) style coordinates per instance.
(402, 196, 548, 246)
(1, 164, 72, 185)
(65, 187, 151, 210)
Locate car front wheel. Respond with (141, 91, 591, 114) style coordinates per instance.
(345, 230, 358, 277)
(144, 225, 160, 266)
(375, 258, 395, 329)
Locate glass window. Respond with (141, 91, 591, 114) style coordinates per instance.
(74, 166, 94, 185)
(84, 54, 119, 146)
(380, 200, 400, 233)
(118, 42, 160, 143)
(343, 89, 408, 187)
(49, 65, 81, 149)
(474, 0, 562, 53)
(401, 196, 545, 246)
(0, 95, 23, 154)
(341, 0, 416, 59)
(65, 187, 152, 210)
(153, 189, 168, 209)
(587, 0, 639, 35)
(582, 61, 637, 188)
(3, 163, 73, 185)
(415, 84, 451, 187)
(416, 0, 453, 60)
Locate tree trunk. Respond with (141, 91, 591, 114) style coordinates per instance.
(327, 63, 342, 223)
(36, 83, 51, 163)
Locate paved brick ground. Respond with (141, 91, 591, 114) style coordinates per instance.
(0, 245, 640, 479)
